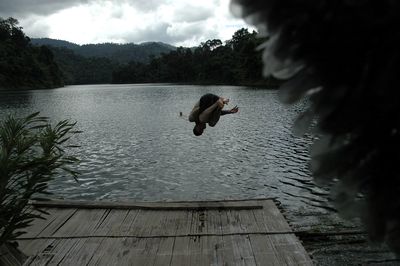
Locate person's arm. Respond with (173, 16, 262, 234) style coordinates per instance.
(221, 105, 239, 116)
(188, 101, 200, 122)
(199, 99, 224, 123)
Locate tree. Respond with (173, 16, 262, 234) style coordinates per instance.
(0, 113, 80, 247)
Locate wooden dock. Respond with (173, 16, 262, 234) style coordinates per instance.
(15, 198, 312, 265)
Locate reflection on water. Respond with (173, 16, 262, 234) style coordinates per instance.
(0, 84, 328, 213)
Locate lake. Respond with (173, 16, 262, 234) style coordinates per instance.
(3, 83, 394, 264)
(0, 84, 326, 215)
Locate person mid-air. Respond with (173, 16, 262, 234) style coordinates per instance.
(189, 93, 239, 136)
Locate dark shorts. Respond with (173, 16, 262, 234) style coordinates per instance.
(199, 93, 219, 114)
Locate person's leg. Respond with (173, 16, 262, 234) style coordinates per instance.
(208, 106, 222, 127)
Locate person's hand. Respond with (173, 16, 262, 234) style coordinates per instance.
(230, 105, 239, 113)
(217, 98, 225, 108)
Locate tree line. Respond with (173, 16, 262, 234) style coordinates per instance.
(0, 17, 64, 90)
(112, 29, 279, 87)
(1, 17, 279, 90)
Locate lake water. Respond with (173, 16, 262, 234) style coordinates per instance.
(3, 84, 395, 264)
(0, 84, 327, 216)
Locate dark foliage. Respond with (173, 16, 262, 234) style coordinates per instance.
(0, 112, 80, 246)
(0, 18, 64, 90)
(112, 28, 280, 87)
(232, 0, 400, 253)
(49, 46, 119, 85)
(31, 38, 175, 64)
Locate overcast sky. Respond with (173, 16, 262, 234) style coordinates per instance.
(0, 0, 252, 47)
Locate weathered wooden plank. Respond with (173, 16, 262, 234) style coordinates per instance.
(20, 208, 76, 238)
(237, 210, 261, 233)
(86, 237, 125, 265)
(201, 235, 224, 266)
(39, 239, 80, 265)
(18, 199, 312, 266)
(53, 209, 107, 237)
(93, 209, 129, 236)
(57, 237, 105, 265)
(269, 234, 313, 265)
(258, 201, 292, 232)
(123, 237, 161, 266)
(174, 210, 192, 236)
(17, 239, 54, 257)
(153, 237, 175, 266)
(37, 208, 77, 237)
(113, 209, 140, 236)
(128, 210, 161, 236)
(205, 210, 223, 235)
(23, 254, 54, 266)
(31, 199, 263, 210)
(190, 210, 207, 235)
(0, 243, 27, 266)
(249, 235, 284, 266)
(221, 210, 242, 234)
(219, 234, 236, 265)
(148, 210, 186, 236)
(170, 237, 191, 266)
(231, 235, 257, 266)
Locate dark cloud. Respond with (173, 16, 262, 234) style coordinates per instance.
(0, 0, 89, 17)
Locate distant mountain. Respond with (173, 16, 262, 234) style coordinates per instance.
(30, 38, 80, 50)
(31, 38, 176, 64)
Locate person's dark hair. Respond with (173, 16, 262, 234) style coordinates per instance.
(193, 126, 203, 136)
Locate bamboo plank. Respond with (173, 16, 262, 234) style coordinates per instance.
(18, 199, 312, 266)
(249, 234, 284, 266)
(221, 210, 242, 234)
(269, 234, 313, 265)
(37, 208, 77, 237)
(149, 210, 185, 236)
(190, 210, 207, 235)
(53, 209, 107, 237)
(23, 254, 54, 266)
(201, 235, 224, 266)
(93, 209, 129, 236)
(258, 201, 291, 232)
(128, 210, 160, 236)
(86, 237, 128, 265)
(123, 237, 161, 266)
(170, 236, 191, 266)
(153, 237, 175, 266)
(39, 239, 80, 265)
(57, 237, 105, 265)
(205, 210, 223, 235)
(175, 210, 192, 236)
(31, 199, 263, 210)
(17, 239, 54, 257)
(231, 235, 257, 266)
(113, 209, 140, 236)
(237, 210, 261, 233)
(21, 208, 76, 238)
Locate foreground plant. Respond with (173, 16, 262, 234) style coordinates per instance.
(0, 112, 80, 246)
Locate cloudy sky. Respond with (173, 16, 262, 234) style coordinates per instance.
(0, 0, 252, 47)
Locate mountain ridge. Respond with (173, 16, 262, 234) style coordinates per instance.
(31, 38, 176, 64)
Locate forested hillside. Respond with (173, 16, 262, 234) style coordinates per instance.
(31, 38, 175, 64)
(48, 47, 119, 84)
(2, 17, 277, 88)
(0, 17, 64, 90)
(112, 28, 280, 87)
